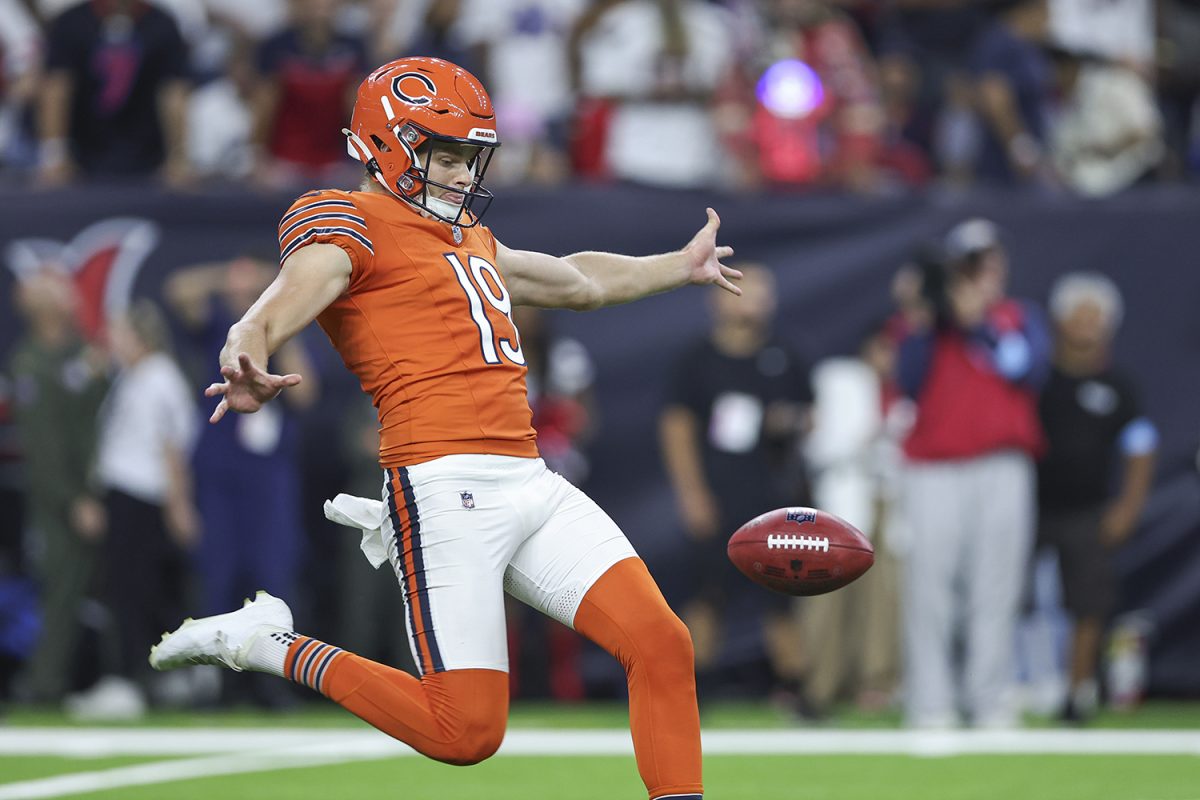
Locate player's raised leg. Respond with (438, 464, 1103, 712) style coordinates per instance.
(152, 462, 518, 766)
(150, 590, 508, 765)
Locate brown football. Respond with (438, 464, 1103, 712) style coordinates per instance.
(727, 507, 874, 596)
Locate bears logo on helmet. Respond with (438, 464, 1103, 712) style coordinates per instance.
(342, 57, 500, 227)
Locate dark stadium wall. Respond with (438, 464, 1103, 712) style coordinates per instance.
(1, 184, 1198, 695)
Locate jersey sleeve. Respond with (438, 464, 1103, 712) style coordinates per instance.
(277, 190, 375, 282)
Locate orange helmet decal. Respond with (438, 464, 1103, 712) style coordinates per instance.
(343, 57, 500, 227)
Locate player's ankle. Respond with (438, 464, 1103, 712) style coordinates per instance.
(244, 628, 297, 677)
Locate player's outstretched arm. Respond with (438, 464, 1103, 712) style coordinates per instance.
(205, 243, 351, 423)
(499, 208, 741, 310)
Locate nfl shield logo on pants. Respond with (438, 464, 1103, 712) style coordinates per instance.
(460, 491, 475, 510)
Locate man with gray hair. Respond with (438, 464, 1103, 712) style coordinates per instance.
(1038, 271, 1157, 723)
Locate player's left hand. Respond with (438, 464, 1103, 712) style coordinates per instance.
(683, 208, 741, 295)
(204, 352, 302, 423)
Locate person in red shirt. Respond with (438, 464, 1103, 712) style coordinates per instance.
(251, 0, 369, 187)
(893, 218, 1051, 729)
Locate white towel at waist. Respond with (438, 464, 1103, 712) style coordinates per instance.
(323, 493, 388, 569)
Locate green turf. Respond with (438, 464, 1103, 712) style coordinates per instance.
(2, 754, 1198, 800)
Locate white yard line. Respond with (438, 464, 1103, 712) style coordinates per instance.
(0, 748, 391, 800)
(0, 728, 1196, 800)
(3, 728, 1200, 758)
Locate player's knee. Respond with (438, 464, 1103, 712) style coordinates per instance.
(658, 612, 697, 676)
(632, 609, 695, 679)
(442, 715, 506, 766)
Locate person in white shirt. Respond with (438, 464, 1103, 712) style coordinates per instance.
(1047, 46, 1163, 196)
(455, 0, 587, 184)
(574, 0, 735, 188)
(802, 322, 910, 715)
(67, 300, 198, 720)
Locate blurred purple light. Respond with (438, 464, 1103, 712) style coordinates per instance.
(757, 59, 824, 119)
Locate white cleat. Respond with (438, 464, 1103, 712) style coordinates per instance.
(149, 590, 293, 673)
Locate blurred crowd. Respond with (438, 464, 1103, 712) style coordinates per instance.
(0, 0, 1199, 195)
(0, 206, 1159, 730)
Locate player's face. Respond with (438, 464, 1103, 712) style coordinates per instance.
(425, 144, 481, 206)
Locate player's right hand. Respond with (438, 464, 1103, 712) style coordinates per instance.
(204, 352, 302, 423)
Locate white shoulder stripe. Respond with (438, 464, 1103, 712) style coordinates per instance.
(279, 212, 367, 244)
(280, 227, 374, 263)
(278, 199, 358, 228)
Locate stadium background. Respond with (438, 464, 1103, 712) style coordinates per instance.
(1, 0, 1199, 797)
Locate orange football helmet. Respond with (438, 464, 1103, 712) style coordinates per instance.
(343, 57, 500, 226)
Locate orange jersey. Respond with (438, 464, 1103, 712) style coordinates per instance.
(278, 189, 537, 467)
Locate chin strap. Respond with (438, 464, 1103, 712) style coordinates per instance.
(343, 126, 466, 225)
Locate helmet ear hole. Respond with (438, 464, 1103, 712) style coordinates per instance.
(370, 135, 392, 153)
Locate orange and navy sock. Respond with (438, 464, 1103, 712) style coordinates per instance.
(282, 635, 347, 696)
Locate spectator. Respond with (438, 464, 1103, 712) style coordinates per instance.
(36, 0, 191, 186)
(0, 0, 41, 173)
(573, 0, 735, 188)
(1046, 46, 1163, 196)
(895, 219, 1051, 728)
(1048, 0, 1153, 71)
(719, 0, 888, 191)
(1038, 272, 1156, 723)
(369, 0, 473, 67)
(251, 0, 369, 188)
(800, 322, 908, 715)
(659, 264, 813, 712)
(9, 268, 108, 706)
(64, 300, 198, 720)
(456, 0, 586, 185)
(186, 9, 260, 181)
(968, 0, 1054, 185)
(1155, 0, 1200, 181)
(201, 0, 288, 43)
(164, 256, 317, 704)
(874, 0, 991, 184)
(0, 371, 22, 576)
(0, 368, 34, 705)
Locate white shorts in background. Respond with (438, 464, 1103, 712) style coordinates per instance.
(380, 454, 637, 675)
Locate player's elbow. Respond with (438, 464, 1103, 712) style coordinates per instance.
(565, 278, 604, 311)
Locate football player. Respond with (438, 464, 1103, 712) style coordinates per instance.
(150, 57, 741, 800)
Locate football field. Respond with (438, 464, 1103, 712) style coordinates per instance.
(1, 703, 1197, 799)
